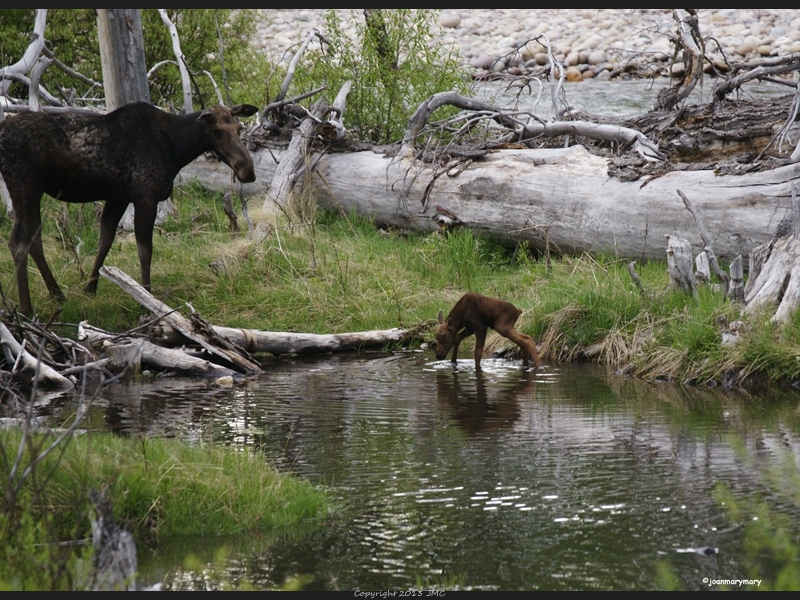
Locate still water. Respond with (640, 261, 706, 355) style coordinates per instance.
(58, 351, 800, 590)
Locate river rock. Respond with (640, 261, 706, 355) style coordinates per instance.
(257, 9, 800, 83)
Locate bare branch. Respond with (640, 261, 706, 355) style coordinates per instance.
(655, 9, 704, 111)
(677, 189, 729, 290)
(276, 28, 325, 103)
(41, 47, 102, 90)
(0, 9, 48, 97)
(158, 9, 193, 113)
(401, 92, 665, 161)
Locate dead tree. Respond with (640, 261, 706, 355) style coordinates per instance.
(96, 9, 151, 111)
(745, 181, 800, 322)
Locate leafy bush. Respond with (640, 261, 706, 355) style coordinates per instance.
(295, 9, 470, 144)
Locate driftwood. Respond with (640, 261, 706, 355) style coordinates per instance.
(728, 255, 744, 302)
(677, 189, 730, 290)
(654, 10, 704, 112)
(695, 252, 710, 284)
(316, 80, 351, 142)
(77, 324, 241, 379)
(89, 488, 138, 591)
(401, 91, 665, 161)
(263, 100, 327, 213)
(149, 321, 416, 355)
(745, 182, 800, 322)
(0, 322, 74, 389)
(99, 266, 262, 374)
(666, 235, 697, 297)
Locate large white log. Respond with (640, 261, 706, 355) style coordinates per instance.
(176, 144, 798, 264)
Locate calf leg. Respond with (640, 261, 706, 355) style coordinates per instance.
(451, 327, 473, 364)
(86, 200, 130, 294)
(474, 325, 488, 370)
(494, 323, 542, 368)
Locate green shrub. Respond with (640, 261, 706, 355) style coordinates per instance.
(295, 9, 469, 144)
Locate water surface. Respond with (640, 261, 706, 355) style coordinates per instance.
(52, 351, 800, 591)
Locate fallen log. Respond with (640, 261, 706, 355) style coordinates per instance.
(77, 325, 242, 378)
(0, 321, 74, 389)
(177, 143, 797, 265)
(148, 321, 418, 355)
(97, 266, 418, 359)
(99, 266, 262, 374)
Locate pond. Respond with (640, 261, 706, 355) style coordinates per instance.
(50, 350, 800, 591)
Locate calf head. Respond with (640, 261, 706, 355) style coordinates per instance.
(199, 104, 258, 183)
(435, 309, 457, 360)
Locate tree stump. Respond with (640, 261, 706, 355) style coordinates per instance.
(745, 182, 800, 322)
(666, 235, 697, 296)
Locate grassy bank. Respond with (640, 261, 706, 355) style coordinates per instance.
(0, 429, 329, 589)
(1, 184, 798, 386)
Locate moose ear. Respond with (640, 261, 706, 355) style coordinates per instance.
(437, 310, 444, 324)
(198, 108, 213, 122)
(230, 104, 259, 117)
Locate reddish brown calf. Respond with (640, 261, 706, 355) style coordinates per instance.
(435, 293, 541, 370)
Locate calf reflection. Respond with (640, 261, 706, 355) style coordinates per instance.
(436, 369, 537, 435)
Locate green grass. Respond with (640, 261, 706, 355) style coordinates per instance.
(3, 183, 800, 386)
(1, 429, 329, 539)
(0, 427, 330, 590)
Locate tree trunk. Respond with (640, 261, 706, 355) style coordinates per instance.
(96, 9, 150, 111)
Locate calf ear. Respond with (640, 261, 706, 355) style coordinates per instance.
(230, 104, 259, 117)
(437, 310, 444, 324)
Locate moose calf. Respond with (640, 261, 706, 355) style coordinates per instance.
(435, 293, 541, 370)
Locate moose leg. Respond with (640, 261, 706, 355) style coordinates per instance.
(8, 196, 63, 315)
(496, 325, 541, 369)
(29, 226, 65, 300)
(133, 200, 158, 292)
(474, 325, 488, 370)
(86, 200, 129, 294)
(451, 327, 473, 364)
(8, 224, 33, 317)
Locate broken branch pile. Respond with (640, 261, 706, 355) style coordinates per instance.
(0, 266, 423, 390)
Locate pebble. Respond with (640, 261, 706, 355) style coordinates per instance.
(256, 9, 800, 81)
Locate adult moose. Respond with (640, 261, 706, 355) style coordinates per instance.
(0, 101, 258, 316)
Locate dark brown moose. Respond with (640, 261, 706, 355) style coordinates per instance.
(435, 293, 542, 371)
(0, 101, 258, 316)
